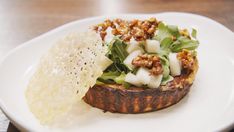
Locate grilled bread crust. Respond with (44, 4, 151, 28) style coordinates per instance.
(83, 59, 198, 113)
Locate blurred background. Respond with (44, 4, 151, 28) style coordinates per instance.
(0, 0, 233, 131)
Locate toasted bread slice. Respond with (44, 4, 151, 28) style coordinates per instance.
(83, 59, 198, 113)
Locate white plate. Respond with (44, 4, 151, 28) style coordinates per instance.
(0, 12, 234, 132)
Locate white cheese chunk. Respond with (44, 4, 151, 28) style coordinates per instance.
(145, 39, 161, 53)
(127, 43, 144, 54)
(169, 53, 181, 76)
(125, 73, 142, 87)
(127, 38, 144, 53)
(136, 68, 151, 85)
(148, 74, 163, 88)
(129, 37, 138, 45)
(123, 50, 142, 70)
(104, 27, 114, 44)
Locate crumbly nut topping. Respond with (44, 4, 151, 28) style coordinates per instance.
(179, 29, 190, 38)
(177, 49, 196, 70)
(94, 18, 159, 42)
(132, 54, 163, 75)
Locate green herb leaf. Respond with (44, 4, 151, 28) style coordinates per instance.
(106, 38, 130, 73)
(132, 68, 139, 74)
(159, 56, 170, 78)
(159, 55, 169, 66)
(167, 25, 180, 38)
(155, 23, 180, 42)
(170, 36, 199, 52)
(97, 71, 127, 85)
(161, 75, 174, 85)
(162, 65, 170, 78)
(109, 38, 129, 62)
(98, 71, 120, 80)
(191, 28, 197, 39)
(115, 72, 126, 84)
(96, 80, 105, 85)
(107, 61, 130, 73)
(155, 23, 199, 53)
(123, 82, 131, 89)
(160, 37, 173, 50)
(155, 23, 172, 42)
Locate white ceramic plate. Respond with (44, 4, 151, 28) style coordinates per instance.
(0, 12, 234, 132)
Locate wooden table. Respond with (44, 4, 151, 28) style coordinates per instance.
(0, 0, 233, 131)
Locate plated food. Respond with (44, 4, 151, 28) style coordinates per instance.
(25, 17, 199, 124)
(85, 18, 199, 113)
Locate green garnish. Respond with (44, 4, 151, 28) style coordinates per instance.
(115, 72, 127, 84)
(159, 55, 170, 79)
(107, 38, 128, 62)
(155, 23, 173, 42)
(170, 36, 199, 52)
(160, 37, 173, 52)
(167, 25, 180, 38)
(161, 75, 174, 85)
(96, 19, 199, 88)
(97, 38, 131, 88)
(98, 71, 125, 84)
(106, 38, 130, 73)
(191, 28, 197, 39)
(155, 22, 199, 53)
(97, 71, 130, 88)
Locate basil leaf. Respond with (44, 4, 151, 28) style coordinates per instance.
(191, 28, 197, 39)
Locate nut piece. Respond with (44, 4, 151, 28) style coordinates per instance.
(94, 18, 159, 42)
(179, 29, 190, 38)
(177, 49, 196, 70)
(132, 54, 163, 75)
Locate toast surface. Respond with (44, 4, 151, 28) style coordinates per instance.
(83, 59, 198, 113)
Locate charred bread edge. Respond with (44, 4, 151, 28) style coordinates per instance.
(83, 59, 198, 113)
